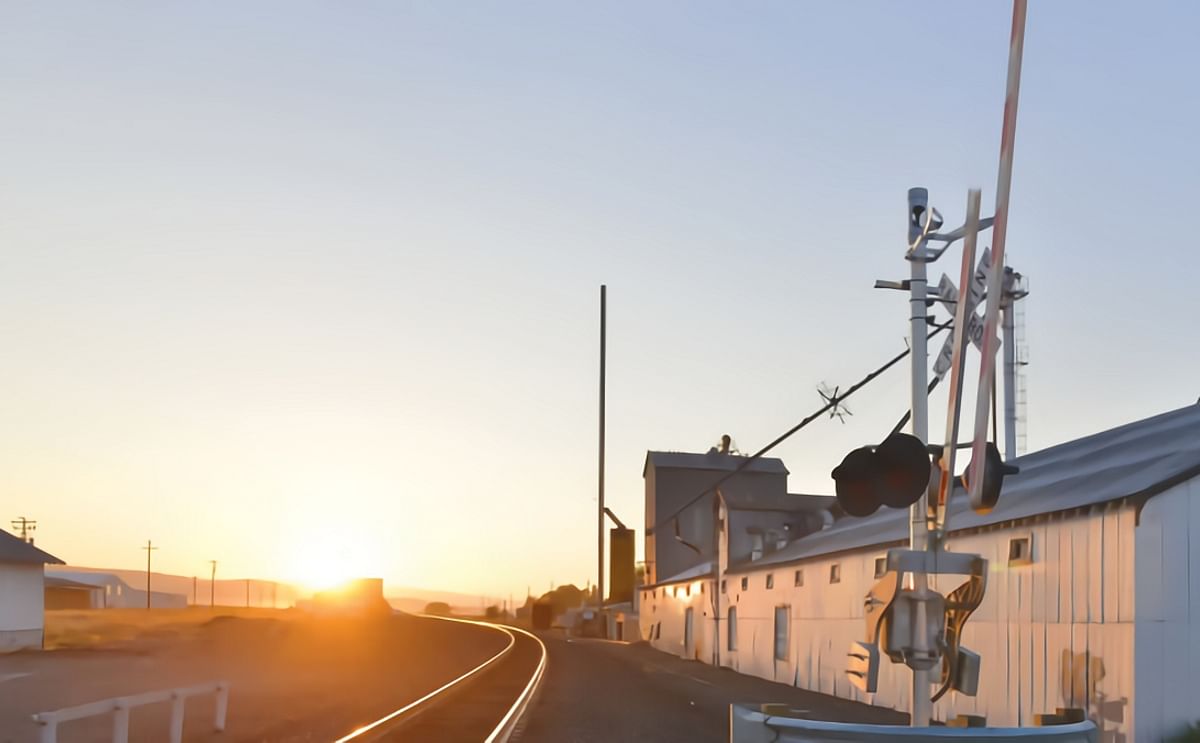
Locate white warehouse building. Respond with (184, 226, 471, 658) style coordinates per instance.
(639, 403, 1200, 743)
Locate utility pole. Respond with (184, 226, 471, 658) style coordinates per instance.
(10, 517, 37, 545)
(245, 579, 250, 608)
(192, 576, 197, 605)
(597, 284, 606, 610)
(142, 541, 158, 610)
(209, 560, 217, 608)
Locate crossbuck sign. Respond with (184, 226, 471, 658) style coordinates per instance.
(932, 247, 996, 378)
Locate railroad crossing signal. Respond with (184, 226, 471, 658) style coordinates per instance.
(831, 433, 932, 517)
(962, 441, 1019, 514)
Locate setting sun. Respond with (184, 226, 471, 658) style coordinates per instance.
(281, 531, 381, 594)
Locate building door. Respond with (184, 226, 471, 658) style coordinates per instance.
(684, 607, 694, 657)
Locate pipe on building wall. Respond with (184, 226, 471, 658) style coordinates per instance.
(673, 518, 703, 556)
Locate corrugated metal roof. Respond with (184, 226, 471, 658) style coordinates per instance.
(721, 490, 834, 513)
(45, 575, 101, 590)
(736, 403, 1200, 572)
(0, 530, 64, 565)
(44, 569, 128, 588)
(644, 450, 789, 476)
(646, 560, 715, 588)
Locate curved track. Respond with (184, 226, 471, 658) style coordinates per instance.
(335, 616, 547, 743)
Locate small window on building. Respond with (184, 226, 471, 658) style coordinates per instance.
(874, 556, 888, 578)
(685, 584, 690, 597)
(700, 582, 705, 594)
(766, 574, 774, 590)
(740, 576, 748, 591)
(672, 586, 677, 597)
(720, 580, 727, 593)
(727, 607, 738, 651)
(794, 569, 804, 587)
(655, 622, 662, 640)
(774, 605, 790, 661)
(830, 563, 841, 584)
(1009, 536, 1033, 566)
(652, 589, 657, 599)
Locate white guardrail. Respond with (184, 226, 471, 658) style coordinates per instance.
(32, 681, 229, 743)
(730, 705, 1098, 743)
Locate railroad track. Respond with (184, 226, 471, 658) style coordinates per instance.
(335, 616, 547, 743)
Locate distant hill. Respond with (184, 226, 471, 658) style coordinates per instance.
(385, 586, 501, 615)
(48, 565, 299, 608)
(49, 567, 503, 614)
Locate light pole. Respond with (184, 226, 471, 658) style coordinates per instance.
(209, 560, 217, 608)
(597, 284, 606, 610)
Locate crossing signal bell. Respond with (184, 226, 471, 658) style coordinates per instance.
(832, 433, 931, 517)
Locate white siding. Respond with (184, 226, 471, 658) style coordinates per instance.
(0, 563, 45, 651)
(646, 506, 1139, 739)
(639, 580, 717, 663)
(0, 563, 44, 631)
(1135, 478, 1200, 743)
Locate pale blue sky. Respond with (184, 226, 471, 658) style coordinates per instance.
(1, 2, 1196, 598)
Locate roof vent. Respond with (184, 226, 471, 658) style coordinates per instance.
(718, 434, 732, 454)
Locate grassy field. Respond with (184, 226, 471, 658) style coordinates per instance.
(43, 607, 295, 650)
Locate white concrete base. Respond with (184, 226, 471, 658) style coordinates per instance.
(0, 628, 43, 652)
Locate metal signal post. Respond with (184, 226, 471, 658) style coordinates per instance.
(905, 188, 936, 726)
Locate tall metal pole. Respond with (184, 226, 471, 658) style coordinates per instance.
(209, 560, 217, 608)
(906, 189, 931, 552)
(1002, 285, 1018, 460)
(905, 188, 932, 726)
(598, 284, 607, 609)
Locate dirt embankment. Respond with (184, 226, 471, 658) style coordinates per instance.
(0, 610, 507, 743)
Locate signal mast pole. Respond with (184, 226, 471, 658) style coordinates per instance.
(905, 188, 933, 727)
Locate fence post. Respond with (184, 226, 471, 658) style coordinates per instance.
(112, 700, 130, 743)
(214, 683, 229, 731)
(35, 720, 57, 743)
(169, 692, 186, 743)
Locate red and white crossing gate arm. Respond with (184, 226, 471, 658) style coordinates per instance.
(967, 0, 1027, 511)
(934, 189, 981, 533)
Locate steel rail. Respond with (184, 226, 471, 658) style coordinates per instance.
(484, 623, 548, 743)
(333, 615, 547, 743)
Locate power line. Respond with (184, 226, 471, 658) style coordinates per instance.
(890, 378, 943, 436)
(648, 321, 952, 536)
